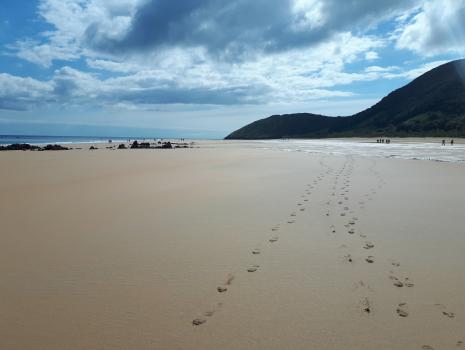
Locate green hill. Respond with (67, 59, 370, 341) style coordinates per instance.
(225, 59, 465, 139)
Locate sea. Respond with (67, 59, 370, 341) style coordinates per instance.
(0, 135, 146, 146)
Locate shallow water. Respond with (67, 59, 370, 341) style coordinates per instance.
(257, 139, 465, 163)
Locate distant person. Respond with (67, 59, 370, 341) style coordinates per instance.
(451, 139, 454, 146)
(442, 139, 446, 146)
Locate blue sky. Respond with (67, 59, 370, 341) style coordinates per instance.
(0, 0, 464, 138)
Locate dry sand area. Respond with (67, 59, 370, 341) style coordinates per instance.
(1, 141, 464, 349)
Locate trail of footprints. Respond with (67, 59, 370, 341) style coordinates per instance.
(328, 158, 416, 315)
(191, 155, 463, 348)
(326, 157, 461, 349)
(192, 155, 331, 326)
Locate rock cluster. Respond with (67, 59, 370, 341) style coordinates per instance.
(129, 141, 174, 149)
(0, 143, 69, 151)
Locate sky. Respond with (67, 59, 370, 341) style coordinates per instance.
(1, 0, 465, 138)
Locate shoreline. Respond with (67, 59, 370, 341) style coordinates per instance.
(2, 138, 465, 165)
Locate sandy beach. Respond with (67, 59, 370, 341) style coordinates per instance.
(1, 140, 464, 349)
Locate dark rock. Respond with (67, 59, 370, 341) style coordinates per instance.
(118, 144, 127, 149)
(0, 143, 41, 151)
(42, 144, 69, 151)
(0, 143, 68, 151)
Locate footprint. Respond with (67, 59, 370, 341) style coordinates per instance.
(363, 242, 374, 249)
(365, 256, 375, 263)
(434, 304, 455, 318)
(225, 274, 234, 285)
(396, 303, 409, 317)
(192, 318, 207, 326)
(217, 286, 228, 293)
(340, 213, 346, 217)
(348, 229, 355, 234)
(287, 220, 295, 224)
(361, 297, 372, 314)
(252, 249, 261, 255)
(393, 280, 404, 287)
(247, 265, 259, 272)
(404, 278, 414, 287)
(269, 237, 278, 243)
(422, 346, 435, 350)
(345, 254, 353, 263)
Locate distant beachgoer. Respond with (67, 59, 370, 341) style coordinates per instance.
(451, 139, 454, 145)
(442, 139, 446, 146)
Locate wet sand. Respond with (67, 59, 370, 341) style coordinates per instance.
(1, 141, 464, 349)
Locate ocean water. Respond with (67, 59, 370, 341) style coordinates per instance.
(257, 139, 465, 163)
(0, 135, 136, 145)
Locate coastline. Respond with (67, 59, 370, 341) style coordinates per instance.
(1, 141, 464, 349)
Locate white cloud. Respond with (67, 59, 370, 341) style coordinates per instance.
(365, 51, 379, 60)
(396, 0, 465, 56)
(2, 30, 388, 111)
(364, 65, 399, 73)
(362, 60, 449, 81)
(3, 0, 457, 114)
(0, 73, 53, 110)
(395, 60, 449, 80)
(11, 39, 80, 68)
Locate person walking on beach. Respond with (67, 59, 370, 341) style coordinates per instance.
(442, 139, 446, 146)
(451, 139, 454, 146)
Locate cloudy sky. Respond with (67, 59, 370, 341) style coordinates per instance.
(1, 0, 465, 138)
